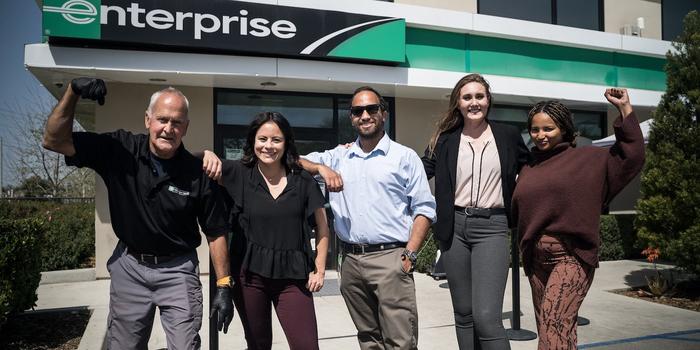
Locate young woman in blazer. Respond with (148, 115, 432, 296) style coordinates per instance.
(422, 74, 529, 350)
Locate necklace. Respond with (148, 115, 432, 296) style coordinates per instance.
(257, 164, 285, 184)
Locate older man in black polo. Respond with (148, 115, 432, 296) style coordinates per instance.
(43, 78, 233, 350)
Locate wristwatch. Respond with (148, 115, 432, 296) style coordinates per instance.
(401, 249, 418, 273)
(216, 276, 235, 288)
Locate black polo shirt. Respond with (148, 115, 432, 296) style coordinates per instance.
(66, 129, 229, 255)
(222, 160, 325, 279)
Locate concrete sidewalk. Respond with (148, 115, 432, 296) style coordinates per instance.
(35, 260, 700, 349)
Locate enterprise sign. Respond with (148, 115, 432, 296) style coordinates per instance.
(42, 0, 406, 63)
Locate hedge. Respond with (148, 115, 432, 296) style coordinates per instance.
(0, 201, 94, 271)
(599, 215, 625, 261)
(0, 218, 43, 329)
(415, 231, 439, 273)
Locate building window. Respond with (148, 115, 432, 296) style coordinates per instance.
(662, 0, 700, 41)
(555, 0, 602, 31)
(214, 89, 394, 160)
(479, 0, 551, 24)
(478, 0, 603, 31)
(488, 105, 605, 148)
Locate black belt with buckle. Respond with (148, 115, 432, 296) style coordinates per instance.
(126, 248, 180, 265)
(454, 206, 506, 218)
(341, 241, 406, 254)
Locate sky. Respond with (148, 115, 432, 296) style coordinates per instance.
(0, 1, 56, 187)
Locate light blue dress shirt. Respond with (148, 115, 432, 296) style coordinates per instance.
(304, 133, 436, 244)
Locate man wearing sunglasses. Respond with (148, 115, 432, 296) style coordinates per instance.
(300, 86, 436, 350)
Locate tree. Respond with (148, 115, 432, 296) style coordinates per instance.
(0, 88, 95, 198)
(15, 176, 57, 197)
(636, 11, 700, 275)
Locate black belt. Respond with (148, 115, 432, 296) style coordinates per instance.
(454, 206, 506, 218)
(341, 241, 406, 254)
(127, 250, 180, 265)
(125, 246, 182, 265)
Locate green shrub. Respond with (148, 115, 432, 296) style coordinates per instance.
(599, 215, 624, 261)
(635, 11, 700, 276)
(667, 225, 700, 276)
(0, 218, 44, 329)
(0, 201, 94, 271)
(416, 230, 438, 274)
(41, 204, 95, 271)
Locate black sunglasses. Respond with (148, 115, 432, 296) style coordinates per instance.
(350, 104, 382, 117)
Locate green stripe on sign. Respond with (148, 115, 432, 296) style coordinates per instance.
(329, 19, 406, 63)
(470, 35, 617, 86)
(43, 0, 101, 40)
(402, 27, 468, 72)
(403, 27, 667, 91)
(615, 53, 666, 91)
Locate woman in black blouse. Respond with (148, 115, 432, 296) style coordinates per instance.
(209, 112, 329, 350)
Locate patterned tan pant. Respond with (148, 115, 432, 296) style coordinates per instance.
(528, 234, 595, 350)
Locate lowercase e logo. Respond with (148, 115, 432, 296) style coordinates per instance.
(43, 0, 97, 24)
(43, 0, 100, 39)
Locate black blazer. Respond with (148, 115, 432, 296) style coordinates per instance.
(422, 121, 530, 243)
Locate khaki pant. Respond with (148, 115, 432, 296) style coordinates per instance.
(340, 247, 418, 350)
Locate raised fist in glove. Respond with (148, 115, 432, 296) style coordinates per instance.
(209, 286, 234, 333)
(70, 77, 107, 105)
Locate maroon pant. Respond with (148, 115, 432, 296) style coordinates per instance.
(527, 234, 595, 350)
(232, 270, 319, 350)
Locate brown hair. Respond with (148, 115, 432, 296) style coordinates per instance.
(527, 100, 579, 147)
(427, 74, 492, 155)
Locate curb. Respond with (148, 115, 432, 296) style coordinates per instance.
(40, 268, 96, 284)
(78, 307, 108, 350)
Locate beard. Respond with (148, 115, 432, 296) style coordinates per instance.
(354, 120, 385, 140)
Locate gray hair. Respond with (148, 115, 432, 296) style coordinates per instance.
(146, 87, 190, 116)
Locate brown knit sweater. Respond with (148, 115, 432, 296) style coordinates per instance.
(512, 113, 645, 274)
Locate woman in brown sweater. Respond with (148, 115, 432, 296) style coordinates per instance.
(512, 88, 645, 349)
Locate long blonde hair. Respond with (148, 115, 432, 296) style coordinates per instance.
(427, 74, 492, 155)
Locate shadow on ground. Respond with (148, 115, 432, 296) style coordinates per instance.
(622, 267, 678, 288)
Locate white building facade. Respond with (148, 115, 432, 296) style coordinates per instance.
(26, 0, 697, 277)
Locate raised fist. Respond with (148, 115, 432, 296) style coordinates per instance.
(70, 78, 107, 105)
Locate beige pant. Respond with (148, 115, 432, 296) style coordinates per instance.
(340, 247, 418, 350)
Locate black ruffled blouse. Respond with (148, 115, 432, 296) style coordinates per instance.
(221, 160, 325, 280)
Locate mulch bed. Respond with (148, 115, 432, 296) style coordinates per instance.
(0, 308, 91, 350)
(614, 279, 700, 312)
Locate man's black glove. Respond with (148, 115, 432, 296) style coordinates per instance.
(209, 286, 234, 333)
(70, 77, 107, 105)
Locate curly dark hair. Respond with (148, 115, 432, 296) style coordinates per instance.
(527, 100, 579, 147)
(241, 111, 301, 172)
